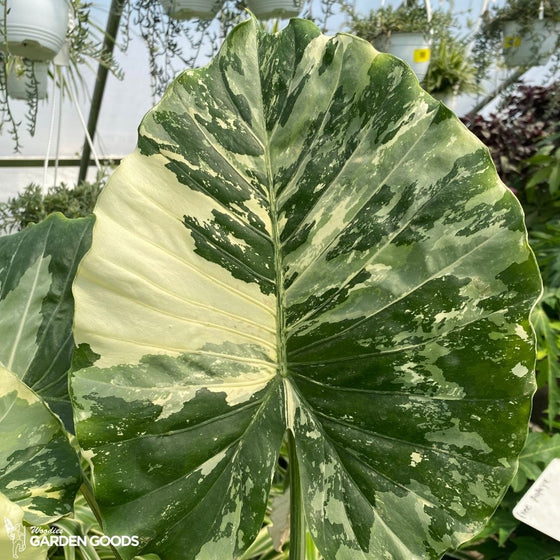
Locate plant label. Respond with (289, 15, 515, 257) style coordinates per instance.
(513, 458, 560, 542)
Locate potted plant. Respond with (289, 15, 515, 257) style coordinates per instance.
(422, 34, 481, 109)
(478, 0, 560, 67)
(158, 0, 222, 19)
(6, 57, 49, 100)
(0, 0, 124, 149)
(1, 0, 70, 61)
(348, 2, 452, 81)
(245, 0, 302, 19)
(1, 0, 346, 152)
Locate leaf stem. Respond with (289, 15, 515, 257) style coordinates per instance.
(80, 478, 125, 560)
(80, 478, 103, 527)
(288, 431, 306, 560)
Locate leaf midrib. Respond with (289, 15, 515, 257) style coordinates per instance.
(255, 43, 288, 381)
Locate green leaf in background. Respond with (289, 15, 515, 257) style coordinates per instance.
(0, 365, 81, 525)
(71, 17, 541, 560)
(0, 213, 94, 428)
(532, 298, 560, 429)
(510, 536, 560, 560)
(268, 490, 290, 553)
(511, 431, 560, 492)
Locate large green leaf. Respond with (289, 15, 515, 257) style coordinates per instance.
(70, 17, 542, 560)
(0, 365, 81, 524)
(0, 213, 94, 427)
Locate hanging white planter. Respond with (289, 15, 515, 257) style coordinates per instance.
(502, 19, 560, 67)
(374, 32, 431, 81)
(431, 90, 457, 110)
(2, 0, 70, 61)
(7, 61, 49, 100)
(159, 0, 221, 19)
(245, 0, 302, 19)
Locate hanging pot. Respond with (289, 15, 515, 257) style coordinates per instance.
(2, 0, 70, 61)
(245, 0, 302, 19)
(374, 32, 431, 81)
(502, 19, 560, 67)
(7, 61, 49, 100)
(159, 0, 221, 19)
(431, 90, 456, 111)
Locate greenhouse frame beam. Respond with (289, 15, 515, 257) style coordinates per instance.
(77, 0, 125, 184)
(465, 68, 527, 119)
(0, 158, 122, 168)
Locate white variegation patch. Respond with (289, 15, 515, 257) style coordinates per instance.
(410, 452, 423, 467)
(511, 363, 529, 378)
(74, 153, 276, 369)
(425, 419, 493, 454)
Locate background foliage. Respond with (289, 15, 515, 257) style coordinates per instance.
(0, 176, 105, 234)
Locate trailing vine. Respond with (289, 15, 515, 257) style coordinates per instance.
(0, 0, 347, 151)
(473, 0, 560, 82)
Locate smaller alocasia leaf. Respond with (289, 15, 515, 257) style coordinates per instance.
(0, 365, 81, 525)
(0, 493, 48, 560)
(0, 250, 51, 376)
(0, 213, 94, 428)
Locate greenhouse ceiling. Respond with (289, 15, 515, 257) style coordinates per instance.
(0, 0, 556, 202)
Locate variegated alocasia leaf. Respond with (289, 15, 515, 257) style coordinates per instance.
(0, 213, 94, 428)
(70, 17, 541, 560)
(0, 365, 81, 525)
(0, 493, 48, 560)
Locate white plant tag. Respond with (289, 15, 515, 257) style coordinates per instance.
(513, 458, 560, 542)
